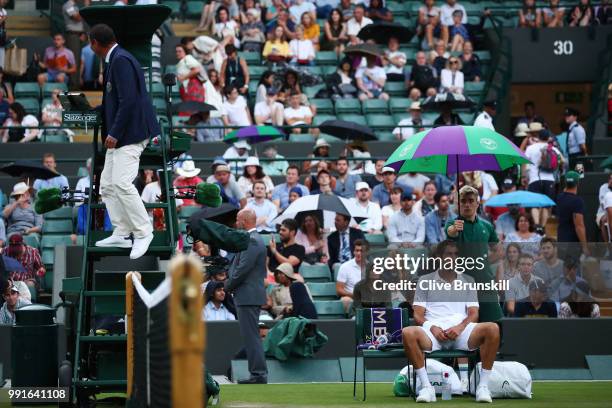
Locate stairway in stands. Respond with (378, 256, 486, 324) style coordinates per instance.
(6, 15, 50, 37)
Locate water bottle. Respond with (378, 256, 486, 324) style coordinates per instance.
(441, 371, 452, 400)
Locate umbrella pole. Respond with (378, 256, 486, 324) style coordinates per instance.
(455, 154, 460, 215)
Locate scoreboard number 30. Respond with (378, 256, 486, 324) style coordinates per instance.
(553, 40, 574, 55)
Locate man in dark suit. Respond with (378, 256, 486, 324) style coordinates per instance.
(89, 24, 160, 259)
(327, 213, 365, 270)
(225, 208, 268, 384)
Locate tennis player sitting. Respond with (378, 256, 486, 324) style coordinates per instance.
(401, 240, 500, 403)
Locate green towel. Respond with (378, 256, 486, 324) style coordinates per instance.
(263, 317, 328, 361)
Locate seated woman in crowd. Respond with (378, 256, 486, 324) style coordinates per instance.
(505, 214, 542, 257)
(569, 0, 595, 26)
(41, 88, 71, 141)
(241, 8, 266, 53)
(237, 156, 275, 198)
(328, 57, 357, 99)
(289, 25, 316, 67)
(239, 0, 257, 24)
(2, 183, 42, 240)
(175, 44, 205, 107)
(417, 0, 441, 51)
(323, 8, 348, 56)
(0, 68, 14, 103)
(1, 102, 39, 143)
(496, 243, 521, 302)
(381, 186, 402, 229)
(518, 0, 542, 27)
(460, 40, 481, 82)
(449, 10, 469, 52)
(220, 44, 250, 96)
(301, 12, 321, 51)
(384, 37, 408, 82)
(429, 39, 449, 76)
(295, 214, 330, 264)
(255, 70, 276, 104)
(278, 69, 316, 114)
(196, 0, 239, 33)
(440, 56, 464, 94)
(367, 0, 393, 22)
(262, 26, 292, 65)
(542, 0, 566, 27)
(214, 6, 241, 49)
(222, 84, 252, 133)
(254, 87, 284, 126)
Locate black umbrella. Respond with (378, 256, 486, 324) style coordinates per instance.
(344, 43, 384, 58)
(357, 22, 414, 45)
(188, 203, 239, 229)
(318, 119, 377, 141)
(0, 160, 59, 180)
(421, 92, 476, 111)
(172, 101, 217, 114)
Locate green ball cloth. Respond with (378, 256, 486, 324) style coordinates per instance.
(195, 183, 222, 208)
(34, 188, 62, 214)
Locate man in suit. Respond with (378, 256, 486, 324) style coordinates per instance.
(89, 24, 160, 259)
(225, 208, 268, 384)
(327, 213, 365, 270)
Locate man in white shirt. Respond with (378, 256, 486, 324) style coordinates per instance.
(356, 55, 389, 102)
(346, 4, 373, 40)
(283, 92, 313, 133)
(289, 0, 316, 23)
(203, 281, 236, 321)
(440, 0, 467, 26)
(75, 157, 92, 205)
(564, 107, 588, 168)
(246, 181, 277, 233)
(597, 174, 612, 241)
(397, 172, 430, 196)
(474, 100, 496, 131)
(223, 140, 252, 175)
(402, 240, 499, 403)
(254, 88, 284, 126)
(393, 102, 431, 140)
(353, 182, 382, 234)
(336, 239, 367, 312)
(481, 171, 498, 202)
(386, 191, 425, 245)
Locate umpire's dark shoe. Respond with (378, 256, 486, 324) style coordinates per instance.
(237, 377, 267, 384)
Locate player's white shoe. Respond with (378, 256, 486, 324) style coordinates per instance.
(416, 386, 437, 403)
(130, 233, 154, 259)
(461, 378, 469, 394)
(475, 385, 493, 403)
(96, 234, 132, 248)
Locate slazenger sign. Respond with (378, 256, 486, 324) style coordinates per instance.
(63, 113, 99, 122)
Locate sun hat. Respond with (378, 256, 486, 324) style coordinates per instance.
(275, 262, 297, 280)
(10, 182, 29, 197)
(176, 160, 201, 178)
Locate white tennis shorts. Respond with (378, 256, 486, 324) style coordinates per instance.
(420, 322, 478, 352)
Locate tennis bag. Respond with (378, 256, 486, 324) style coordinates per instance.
(469, 361, 532, 399)
(393, 359, 462, 397)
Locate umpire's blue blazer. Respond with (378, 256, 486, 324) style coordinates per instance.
(102, 46, 160, 148)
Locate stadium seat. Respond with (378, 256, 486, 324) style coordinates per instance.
(389, 97, 412, 114)
(364, 233, 387, 245)
(178, 205, 201, 219)
(14, 82, 40, 99)
(289, 133, 315, 142)
(475, 50, 492, 63)
(42, 82, 68, 97)
(152, 98, 167, 115)
(248, 80, 259, 99)
(422, 112, 439, 123)
(362, 99, 389, 115)
(151, 82, 165, 98)
(386, 1, 407, 18)
(314, 300, 345, 318)
(459, 112, 475, 125)
(299, 263, 332, 282)
(186, 1, 203, 18)
(311, 98, 334, 114)
(365, 114, 395, 131)
(163, 0, 182, 17)
(314, 51, 338, 66)
(465, 81, 485, 96)
(41, 235, 73, 250)
(42, 133, 71, 143)
(312, 114, 336, 127)
(306, 282, 338, 300)
(238, 51, 261, 66)
(303, 84, 325, 99)
(164, 64, 177, 75)
(334, 99, 361, 115)
(376, 131, 396, 141)
(42, 248, 54, 266)
(383, 81, 406, 97)
(44, 206, 73, 219)
(20, 98, 40, 116)
(338, 114, 367, 127)
(42, 219, 73, 235)
(248, 65, 267, 80)
(23, 234, 40, 250)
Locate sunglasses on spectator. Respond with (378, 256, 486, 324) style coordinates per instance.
(450, 60, 459, 64)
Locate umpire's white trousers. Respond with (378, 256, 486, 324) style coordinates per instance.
(100, 140, 153, 239)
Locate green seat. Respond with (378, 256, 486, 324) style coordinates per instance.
(239, 51, 261, 66)
(307, 66, 324, 76)
(248, 80, 259, 99)
(299, 263, 332, 282)
(42, 133, 71, 143)
(459, 112, 475, 125)
(162, 0, 181, 17)
(151, 82, 165, 98)
(314, 300, 345, 318)
(312, 114, 336, 127)
(386, 1, 406, 17)
(465, 81, 485, 94)
(376, 131, 396, 141)
(475, 50, 491, 63)
(362, 99, 389, 114)
(19, 98, 40, 115)
(42, 248, 55, 266)
(179, 205, 201, 219)
(44, 206, 73, 219)
(23, 234, 40, 250)
(164, 64, 177, 75)
(383, 81, 406, 97)
(41, 235, 73, 249)
(311, 98, 334, 114)
(303, 84, 325, 100)
(42, 82, 68, 97)
(260, 233, 280, 246)
(248, 65, 266, 80)
(338, 114, 367, 127)
(152, 97, 167, 115)
(334, 98, 361, 114)
(364, 233, 387, 245)
(186, 0, 203, 18)
(365, 114, 395, 131)
(14, 82, 40, 99)
(422, 112, 439, 123)
(389, 97, 412, 114)
(315, 51, 338, 66)
(306, 282, 337, 300)
(42, 219, 73, 234)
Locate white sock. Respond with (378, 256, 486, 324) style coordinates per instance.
(459, 363, 469, 382)
(479, 368, 492, 388)
(416, 367, 431, 388)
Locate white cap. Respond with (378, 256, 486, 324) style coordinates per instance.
(356, 181, 370, 191)
(10, 182, 29, 197)
(382, 166, 395, 174)
(234, 140, 252, 150)
(244, 156, 261, 167)
(409, 102, 421, 111)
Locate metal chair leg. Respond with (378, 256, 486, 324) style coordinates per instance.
(353, 350, 358, 399)
(362, 356, 367, 401)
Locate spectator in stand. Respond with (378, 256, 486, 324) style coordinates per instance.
(188, 110, 225, 142)
(203, 280, 236, 321)
(267, 9, 297, 41)
(386, 190, 425, 246)
(33, 153, 70, 192)
(278, 70, 304, 106)
(5, 234, 45, 291)
(222, 85, 252, 130)
(393, 102, 430, 141)
(398, 172, 430, 198)
(409, 51, 438, 97)
(449, 10, 469, 52)
(347, 4, 373, 42)
(328, 57, 357, 99)
(0, 215, 6, 248)
(517, 101, 546, 127)
(303, 138, 332, 175)
(440, 56, 464, 94)
(553, 257, 600, 317)
(559, 290, 600, 318)
(495, 204, 520, 240)
(564, 107, 588, 168)
(283, 92, 313, 133)
(62, 0, 88, 89)
(238, 157, 275, 198)
(523, 123, 564, 228)
(440, 0, 467, 46)
(296, 214, 329, 264)
(204, 69, 225, 122)
(289, 0, 316, 24)
(367, 0, 392, 22)
(372, 166, 411, 206)
(429, 39, 450, 76)
(214, 164, 247, 208)
(597, 173, 612, 241)
(339, 0, 355, 21)
(310, 168, 336, 195)
(363, 159, 385, 189)
(36, 33, 77, 86)
(255, 88, 284, 126)
(568, 0, 594, 26)
(514, 280, 557, 318)
(246, 181, 277, 233)
(424, 191, 455, 244)
(41, 89, 71, 141)
(384, 37, 408, 82)
(241, 8, 266, 53)
(460, 40, 481, 82)
(534, 237, 564, 285)
(556, 171, 589, 258)
(505, 253, 544, 316)
(505, 214, 542, 257)
(0, 89, 8, 127)
(134, 168, 156, 195)
(353, 182, 383, 234)
(518, 0, 542, 28)
(272, 165, 309, 210)
(263, 26, 292, 64)
(418, 0, 442, 51)
(413, 181, 438, 217)
(0, 280, 32, 325)
(0, 70, 12, 107)
(220, 45, 249, 95)
(223, 140, 251, 175)
(543, 0, 566, 27)
(173, 160, 204, 207)
(255, 71, 276, 105)
(301, 12, 321, 50)
(596, 0, 611, 24)
(289, 25, 316, 66)
(334, 157, 362, 198)
(269, 263, 307, 319)
(381, 186, 402, 229)
(268, 219, 306, 274)
(496, 243, 521, 297)
(328, 213, 365, 268)
(356, 55, 389, 102)
(336, 238, 367, 312)
(196, 0, 239, 33)
(474, 100, 496, 131)
(434, 104, 464, 127)
(261, 145, 290, 176)
(324, 8, 348, 56)
(1, 102, 40, 143)
(0, 1, 7, 69)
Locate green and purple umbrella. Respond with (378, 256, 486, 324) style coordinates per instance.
(223, 125, 285, 145)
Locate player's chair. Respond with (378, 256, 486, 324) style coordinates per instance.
(353, 307, 410, 401)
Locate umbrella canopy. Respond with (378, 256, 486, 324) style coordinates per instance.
(484, 191, 556, 208)
(272, 194, 368, 228)
(1, 255, 26, 274)
(344, 43, 384, 58)
(318, 119, 377, 141)
(223, 125, 285, 145)
(188, 203, 239, 227)
(421, 92, 475, 111)
(357, 22, 414, 44)
(172, 101, 216, 114)
(0, 160, 60, 180)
